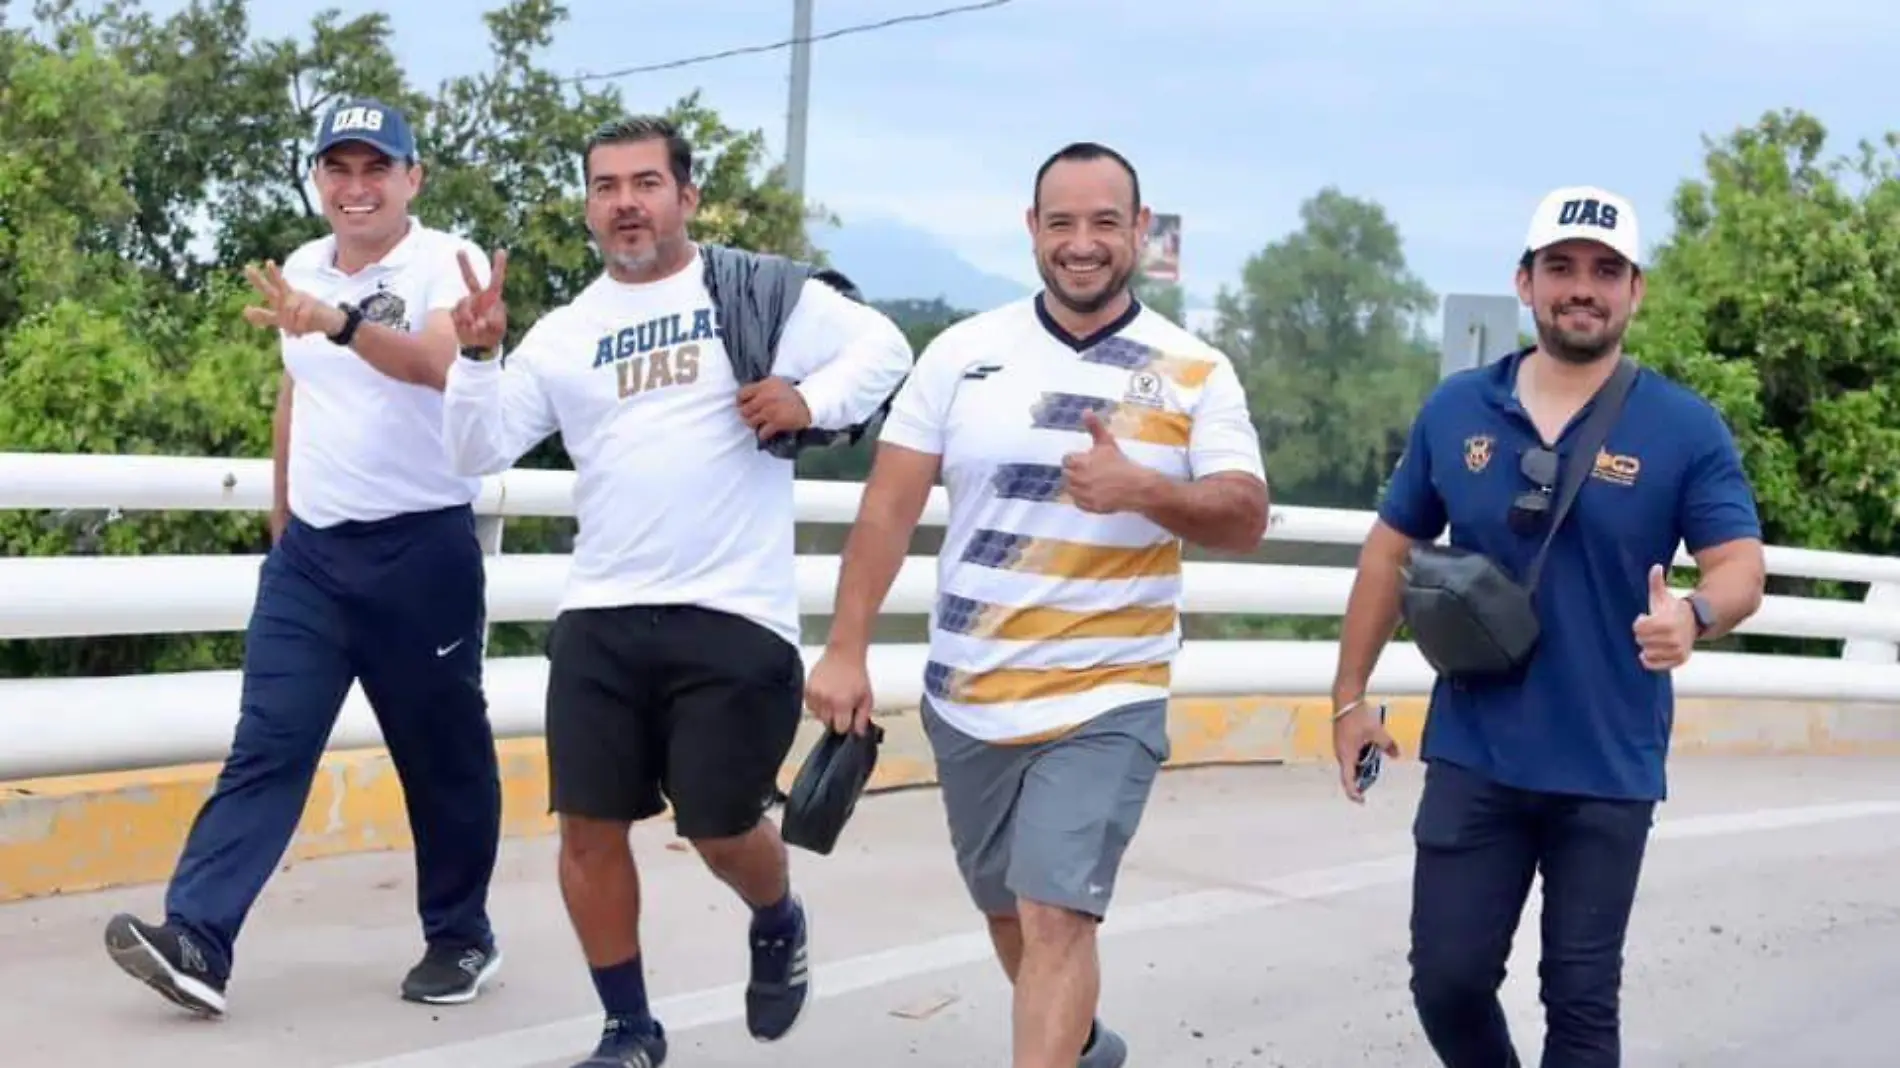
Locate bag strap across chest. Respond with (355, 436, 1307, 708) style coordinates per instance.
(1522, 355, 1638, 591)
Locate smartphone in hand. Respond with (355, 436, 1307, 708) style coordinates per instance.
(1353, 703, 1389, 795)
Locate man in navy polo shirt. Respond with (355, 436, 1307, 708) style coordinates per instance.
(1329, 185, 1766, 1066)
(102, 98, 505, 1019)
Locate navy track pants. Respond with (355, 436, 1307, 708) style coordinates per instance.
(162, 504, 501, 980)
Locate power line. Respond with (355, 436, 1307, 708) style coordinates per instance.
(566, 0, 1017, 84)
(0, 1, 1019, 158)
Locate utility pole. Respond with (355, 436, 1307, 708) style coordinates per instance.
(785, 0, 813, 197)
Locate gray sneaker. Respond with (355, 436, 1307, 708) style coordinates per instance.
(1080, 1019, 1127, 1068)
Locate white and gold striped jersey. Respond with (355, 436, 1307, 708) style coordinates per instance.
(879, 294, 1265, 743)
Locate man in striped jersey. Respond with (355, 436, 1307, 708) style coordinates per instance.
(806, 142, 1269, 1068)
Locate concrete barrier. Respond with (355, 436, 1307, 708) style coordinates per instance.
(5, 695, 1900, 904)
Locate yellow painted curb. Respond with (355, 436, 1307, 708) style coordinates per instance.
(3, 695, 1896, 903)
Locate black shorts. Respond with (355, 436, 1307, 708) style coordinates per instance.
(543, 603, 804, 839)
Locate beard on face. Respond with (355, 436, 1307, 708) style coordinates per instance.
(590, 210, 668, 275)
(1037, 245, 1133, 316)
(1535, 299, 1626, 365)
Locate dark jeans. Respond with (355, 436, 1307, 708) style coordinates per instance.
(1408, 759, 1656, 1068)
(163, 505, 501, 980)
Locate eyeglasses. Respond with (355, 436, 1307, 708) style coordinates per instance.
(1508, 446, 1558, 535)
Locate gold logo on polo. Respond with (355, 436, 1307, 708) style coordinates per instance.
(1593, 449, 1640, 486)
(1463, 434, 1493, 473)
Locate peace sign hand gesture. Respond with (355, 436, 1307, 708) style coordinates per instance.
(241, 260, 346, 339)
(453, 248, 510, 352)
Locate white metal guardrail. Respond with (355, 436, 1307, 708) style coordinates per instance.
(4, 450, 1900, 781)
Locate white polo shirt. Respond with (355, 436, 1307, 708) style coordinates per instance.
(440, 246, 913, 646)
(880, 295, 1265, 744)
(278, 218, 487, 528)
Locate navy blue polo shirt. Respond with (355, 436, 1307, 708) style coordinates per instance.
(1378, 348, 1762, 801)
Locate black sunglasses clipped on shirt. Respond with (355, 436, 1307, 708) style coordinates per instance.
(1508, 445, 1559, 535)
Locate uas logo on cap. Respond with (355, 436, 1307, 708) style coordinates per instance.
(1556, 197, 1619, 232)
(330, 105, 387, 135)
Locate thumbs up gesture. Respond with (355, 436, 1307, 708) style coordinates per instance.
(1632, 563, 1696, 672)
(1062, 408, 1158, 514)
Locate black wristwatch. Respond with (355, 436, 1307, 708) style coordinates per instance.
(1686, 592, 1716, 637)
(460, 345, 499, 362)
(328, 302, 364, 347)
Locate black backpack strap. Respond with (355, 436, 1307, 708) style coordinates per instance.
(1523, 356, 1637, 590)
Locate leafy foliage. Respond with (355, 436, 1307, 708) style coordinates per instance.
(1619, 109, 1900, 653)
(1629, 108, 1900, 566)
(0, 0, 817, 676)
(1205, 186, 1440, 511)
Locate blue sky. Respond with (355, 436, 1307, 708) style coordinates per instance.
(156, 0, 1900, 310)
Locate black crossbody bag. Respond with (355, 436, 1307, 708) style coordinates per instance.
(1399, 357, 1637, 680)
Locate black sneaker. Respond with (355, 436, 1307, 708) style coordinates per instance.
(401, 941, 502, 1005)
(572, 1015, 667, 1067)
(745, 893, 811, 1041)
(104, 913, 227, 1018)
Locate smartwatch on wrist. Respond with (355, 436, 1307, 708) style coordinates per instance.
(1686, 592, 1716, 637)
(327, 302, 363, 347)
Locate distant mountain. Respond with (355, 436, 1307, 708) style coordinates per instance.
(811, 217, 1030, 311)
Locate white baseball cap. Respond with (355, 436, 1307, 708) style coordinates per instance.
(1523, 185, 1641, 267)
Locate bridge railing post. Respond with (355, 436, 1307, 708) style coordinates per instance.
(1842, 581, 1900, 663)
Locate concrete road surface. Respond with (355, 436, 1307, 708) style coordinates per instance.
(8, 756, 1900, 1067)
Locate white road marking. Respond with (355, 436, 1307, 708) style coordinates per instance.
(335, 799, 1900, 1068)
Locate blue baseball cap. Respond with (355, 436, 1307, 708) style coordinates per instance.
(314, 97, 417, 161)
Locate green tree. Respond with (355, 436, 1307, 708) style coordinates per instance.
(1205, 186, 1439, 510)
(1626, 108, 1900, 654)
(1629, 108, 1900, 557)
(1187, 188, 1438, 643)
(0, 0, 825, 677)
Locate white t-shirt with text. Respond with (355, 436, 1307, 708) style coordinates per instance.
(440, 247, 913, 646)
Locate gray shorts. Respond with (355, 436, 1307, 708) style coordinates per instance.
(920, 697, 1172, 919)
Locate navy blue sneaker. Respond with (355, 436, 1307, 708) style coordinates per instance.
(1079, 1019, 1127, 1067)
(103, 913, 228, 1017)
(572, 1015, 667, 1067)
(745, 893, 811, 1041)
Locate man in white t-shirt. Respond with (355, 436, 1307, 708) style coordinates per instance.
(103, 98, 505, 1019)
(806, 142, 1269, 1068)
(439, 115, 912, 1068)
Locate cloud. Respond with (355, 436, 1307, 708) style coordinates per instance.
(524, 0, 1900, 304)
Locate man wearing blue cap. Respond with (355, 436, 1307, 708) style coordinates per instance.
(102, 97, 507, 1018)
